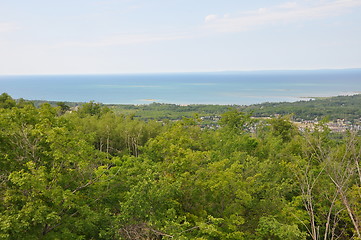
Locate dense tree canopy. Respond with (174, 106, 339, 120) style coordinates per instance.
(0, 93, 360, 239)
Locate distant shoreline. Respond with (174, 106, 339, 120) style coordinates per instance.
(299, 91, 361, 101)
(20, 93, 361, 109)
(2, 69, 361, 105)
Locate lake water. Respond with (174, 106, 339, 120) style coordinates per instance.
(1, 69, 361, 105)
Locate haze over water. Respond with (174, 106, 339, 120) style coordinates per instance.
(1, 69, 361, 105)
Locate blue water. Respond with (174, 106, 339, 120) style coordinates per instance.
(1, 69, 361, 105)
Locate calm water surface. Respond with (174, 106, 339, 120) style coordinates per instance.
(1, 70, 360, 105)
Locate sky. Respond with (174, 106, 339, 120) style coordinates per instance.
(0, 0, 361, 75)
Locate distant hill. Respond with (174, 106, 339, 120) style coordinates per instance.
(243, 94, 361, 122)
(21, 94, 361, 122)
(27, 99, 84, 108)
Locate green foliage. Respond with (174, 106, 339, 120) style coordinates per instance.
(77, 101, 110, 117)
(109, 102, 231, 121)
(269, 116, 297, 142)
(56, 101, 70, 114)
(0, 93, 16, 109)
(1, 94, 361, 239)
(244, 94, 361, 122)
(256, 216, 306, 240)
(14, 93, 361, 122)
(219, 108, 254, 132)
(0, 102, 113, 239)
(70, 111, 163, 156)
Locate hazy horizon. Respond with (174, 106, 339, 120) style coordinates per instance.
(1, 67, 361, 77)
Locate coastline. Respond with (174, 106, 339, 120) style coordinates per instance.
(1, 70, 361, 105)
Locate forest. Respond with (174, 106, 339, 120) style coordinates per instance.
(1, 92, 361, 239)
(108, 94, 361, 122)
(30, 94, 361, 122)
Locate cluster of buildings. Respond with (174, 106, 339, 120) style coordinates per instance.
(199, 115, 361, 133)
(294, 118, 361, 133)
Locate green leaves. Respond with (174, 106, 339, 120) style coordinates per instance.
(0, 93, 16, 109)
(256, 216, 306, 240)
(1, 96, 361, 239)
(220, 108, 254, 133)
(0, 101, 114, 239)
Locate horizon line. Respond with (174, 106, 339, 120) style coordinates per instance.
(1, 67, 361, 76)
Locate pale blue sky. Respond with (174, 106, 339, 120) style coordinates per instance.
(0, 0, 360, 74)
